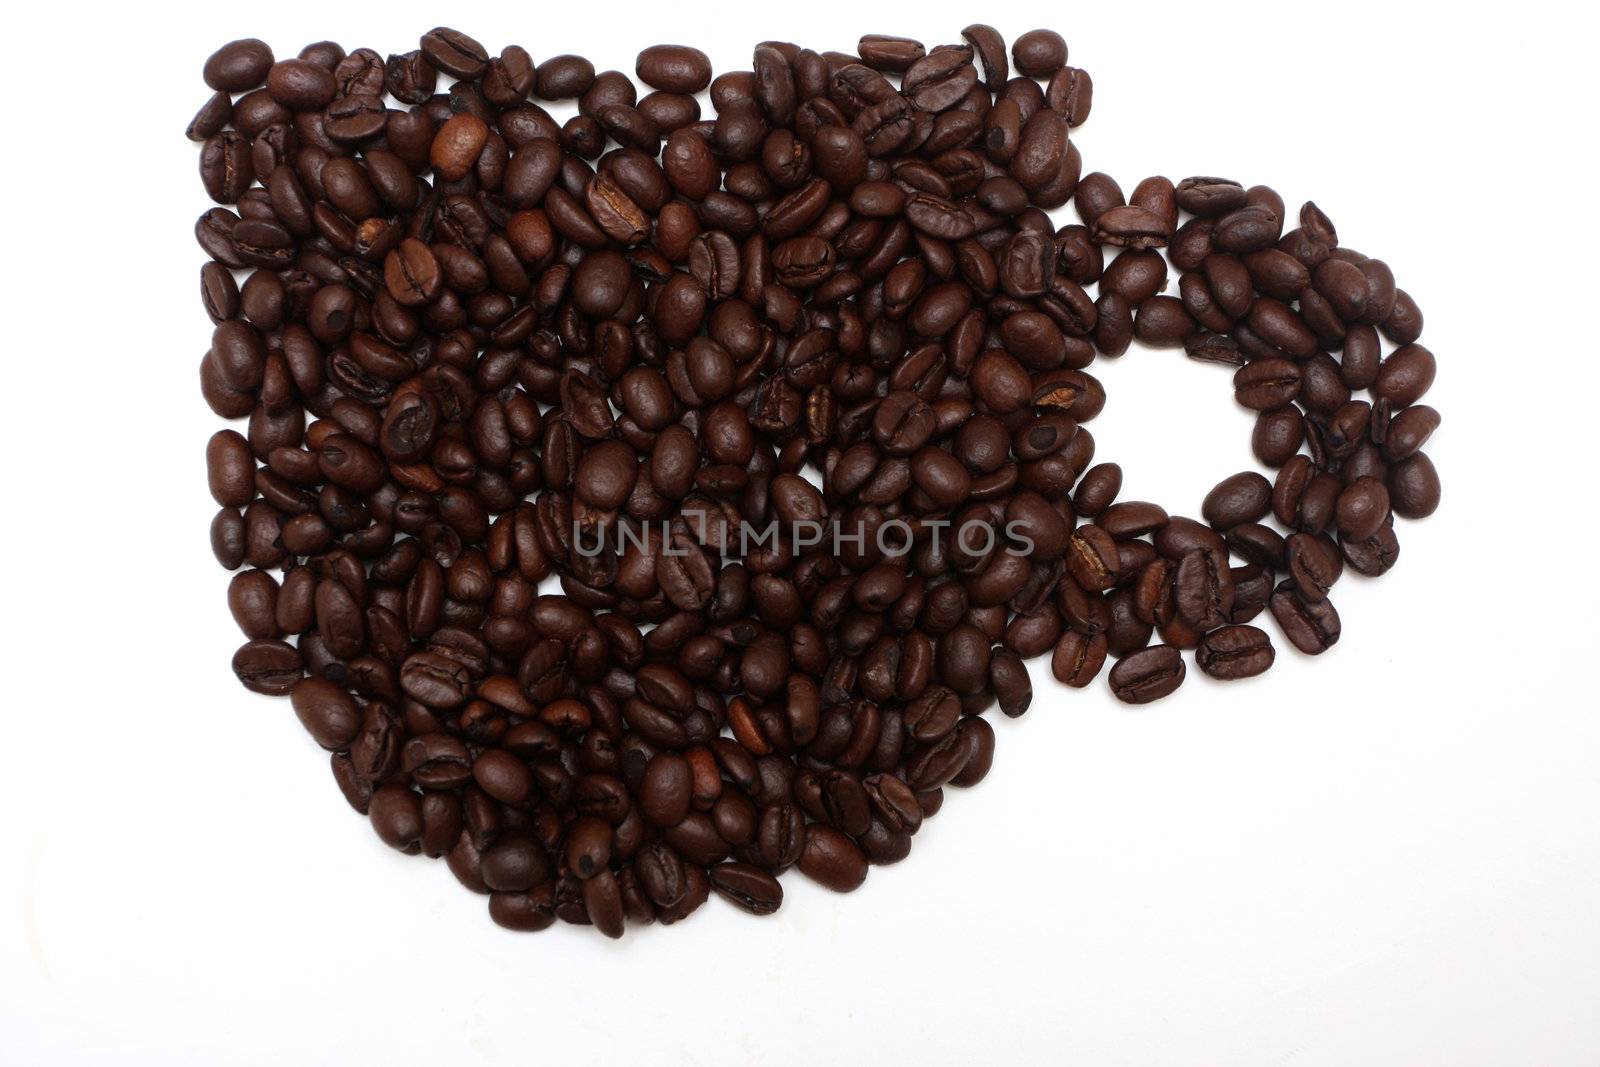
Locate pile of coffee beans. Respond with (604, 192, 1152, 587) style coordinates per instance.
(194, 25, 1439, 935)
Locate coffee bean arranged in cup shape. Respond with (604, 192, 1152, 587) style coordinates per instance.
(193, 24, 1438, 936)
(1108, 646, 1186, 704)
(1195, 625, 1275, 680)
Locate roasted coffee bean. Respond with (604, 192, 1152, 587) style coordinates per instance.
(431, 113, 489, 181)
(473, 749, 533, 806)
(1061, 524, 1117, 592)
(1342, 521, 1401, 577)
(1389, 452, 1441, 518)
(200, 132, 255, 204)
(1228, 563, 1274, 623)
(369, 785, 423, 853)
(193, 27, 1439, 939)
(482, 834, 551, 892)
(1374, 344, 1437, 408)
(1096, 206, 1172, 250)
(637, 45, 712, 94)
(1051, 630, 1107, 688)
(232, 639, 302, 695)
(1336, 477, 1390, 541)
(290, 676, 361, 749)
(420, 27, 488, 79)
(799, 825, 869, 892)
(1286, 531, 1340, 601)
(709, 862, 784, 915)
(1195, 625, 1275, 680)
(1107, 646, 1185, 704)
(1073, 462, 1121, 516)
(1012, 29, 1067, 77)
(1270, 581, 1342, 654)
(1133, 296, 1194, 346)
(1252, 408, 1305, 467)
(1382, 289, 1425, 345)
(989, 649, 1032, 716)
(1234, 359, 1301, 411)
(1174, 550, 1233, 631)
(1176, 177, 1247, 217)
(266, 58, 337, 110)
(1202, 472, 1272, 530)
(639, 753, 693, 827)
(1382, 405, 1440, 462)
(1099, 501, 1168, 540)
(205, 39, 275, 92)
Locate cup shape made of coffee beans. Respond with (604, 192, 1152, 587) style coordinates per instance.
(196, 25, 1437, 936)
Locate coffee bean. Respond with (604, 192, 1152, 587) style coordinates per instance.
(798, 825, 868, 892)
(1073, 462, 1121, 516)
(1342, 522, 1400, 577)
(420, 27, 488, 79)
(1012, 29, 1067, 78)
(1284, 531, 1339, 601)
(1175, 550, 1234, 630)
(207, 429, 256, 507)
(1096, 206, 1173, 250)
(232, 639, 302, 695)
(1374, 344, 1437, 408)
(266, 58, 336, 110)
(200, 132, 255, 204)
(1381, 289, 1425, 345)
(1388, 452, 1441, 518)
(1336, 477, 1390, 540)
(1203, 472, 1272, 530)
(473, 749, 533, 806)
(640, 753, 693, 827)
(1133, 296, 1195, 346)
(384, 238, 442, 306)
(289, 676, 362, 748)
(709, 862, 784, 915)
(205, 39, 275, 92)
(1234, 359, 1302, 411)
(1251, 408, 1305, 467)
(1382, 405, 1440, 462)
(228, 569, 279, 639)
(482, 833, 551, 892)
(1108, 646, 1185, 704)
(1228, 563, 1274, 623)
(1176, 177, 1248, 217)
(989, 650, 1033, 716)
(1195, 625, 1275, 680)
(430, 113, 488, 181)
(1269, 581, 1342, 654)
(1051, 630, 1107, 688)
(369, 785, 423, 853)
(637, 45, 713, 93)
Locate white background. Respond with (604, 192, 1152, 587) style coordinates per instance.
(3, 1, 1596, 1063)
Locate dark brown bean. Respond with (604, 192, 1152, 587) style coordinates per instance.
(1108, 646, 1186, 705)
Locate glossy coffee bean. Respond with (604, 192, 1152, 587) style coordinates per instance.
(290, 676, 362, 750)
(798, 825, 868, 892)
(1202, 472, 1272, 530)
(1270, 581, 1341, 654)
(1012, 30, 1067, 78)
(1195, 625, 1275, 680)
(1051, 630, 1107, 688)
(1388, 452, 1441, 518)
(206, 40, 276, 93)
(1107, 645, 1185, 704)
(708, 862, 784, 915)
(637, 45, 712, 93)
